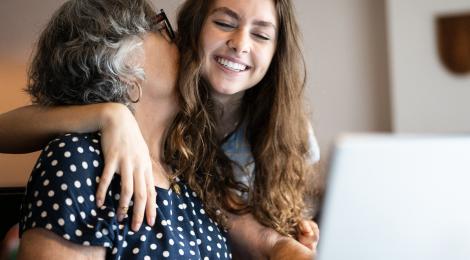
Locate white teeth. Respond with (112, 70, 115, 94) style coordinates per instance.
(217, 57, 247, 72)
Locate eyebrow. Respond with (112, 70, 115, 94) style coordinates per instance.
(211, 7, 277, 30)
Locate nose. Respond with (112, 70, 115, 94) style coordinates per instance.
(227, 29, 250, 54)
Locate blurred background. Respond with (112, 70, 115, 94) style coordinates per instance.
(1, 0, 470, 187)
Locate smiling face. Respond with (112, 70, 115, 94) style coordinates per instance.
(200, 0, 278, 102)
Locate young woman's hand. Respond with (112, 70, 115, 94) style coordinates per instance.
(95, 103, 156, 231)
(297, 219, 320, 252)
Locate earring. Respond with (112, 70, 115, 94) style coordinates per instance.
(128, 83, 142, 103)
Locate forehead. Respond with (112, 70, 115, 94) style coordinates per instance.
(210, 0, 278, 26)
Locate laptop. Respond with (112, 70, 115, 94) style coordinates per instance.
(317, 134, 470, 260)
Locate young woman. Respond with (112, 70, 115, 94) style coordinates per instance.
(1, 0, 321, 255)
(18, 0, 233, 259)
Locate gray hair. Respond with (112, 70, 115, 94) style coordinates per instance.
(26, 0, 156, 106)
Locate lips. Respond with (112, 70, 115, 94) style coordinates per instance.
(215, 56, 250, 72)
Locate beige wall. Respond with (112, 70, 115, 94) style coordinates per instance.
(0, 0, 391, 186)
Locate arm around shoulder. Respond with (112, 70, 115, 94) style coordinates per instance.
(0, 103, 127, 153)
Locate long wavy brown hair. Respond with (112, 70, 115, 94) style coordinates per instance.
(164, 0, 315, 236)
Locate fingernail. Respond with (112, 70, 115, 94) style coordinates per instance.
(133, 222, 141, 231)
(148, 217, 155, 227)
(96, 199, 103, 207)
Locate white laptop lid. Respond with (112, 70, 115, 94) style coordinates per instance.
(317, 134, 470, 260)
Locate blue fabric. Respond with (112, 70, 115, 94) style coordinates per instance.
(20, 133, 231, 260)
(221, 123, 320, 187)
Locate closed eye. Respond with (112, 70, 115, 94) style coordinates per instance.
(253, 33, 270, 41)
(214, 20, 236, 29)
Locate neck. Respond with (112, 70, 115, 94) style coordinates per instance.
(133, 95, 178, 189)
(211, 90, 245, 139)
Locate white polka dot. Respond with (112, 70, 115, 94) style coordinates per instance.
(179, 249, 184, 255)
(36, 200, 43, 207)
(108, 211, 115, 217)
(45, 223, 52, 230)
(112, 247, 118, 254)
(178, 216, 184, 221)
(61, 183, 68, 190)
(192, 191, 197, 197)
(122, 241, 127, 248)
(92, 139, 99, 143)
(150, 244, 157, 250)
(75, 229, 83, 237)
(162, 251, 169, 257)
(190, 250, 195, 255)
(217, 242, 222, 249)
(83, 241, 90, 246)
(39, 171, 46, 177)
(132, 248, 139, 254)
(40, 211, 47, 218)
(207, 245, 212, 251)
(63, 234, 70, 240)
(156, 233, 163, 239)
(70, 164, 77, 172)
(102, 229, 109, 236)
(53, 203, 59, 210)
(190, 230, 196, 236)
(65, 198, 73, 206)
(95, 232, 103, 239)
(51, 160, 58, 166)
(200, 208, 205, 214)
(144, 256, 150, 260)
(177, 227, 183, 232)
(82, 161, 88, 169)
(179, 241, 185, 247)
(72, 137, 79, 142)
(47, 152, 53, 157)
(93, 160, 99, 167)
(64, 151, 71, 158)
(89, 146, 95, 152)
(169, 239, 174, 245)
(56, 170, 63, 177)
(161, 220, 167, 226)
(33, 191, 39, 197)
(89, 195, 95, 201)
(43, 179, 50, 186)
(31, 222, 36, 228)
(217, 252, 220, 258)
(197, 239, 202, 245)
(96, 176, 100, 183)
(207, 235, 212, 241)
(189, 241, 196, 246)
(140, 235, 147, 242)
(35, 162, 41, 169)
(76, 196, 84, 204)
(77, 147, 84, 153)
(74, 181, 81, 188)
(80, 212, 86, 219)
(190, 221, 194, 227)
(70, 214, 76, 222)
(58, 218, 65, 226)
(59, 142, 66, 148)
(204, 257, 209, 260)
(208, 226, 214, 232)
(199, 227, 203, 233)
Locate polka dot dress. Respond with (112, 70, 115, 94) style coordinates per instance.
(20, 133, 232, 260)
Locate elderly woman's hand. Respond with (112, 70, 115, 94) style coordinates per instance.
(95, 103, 156, 231)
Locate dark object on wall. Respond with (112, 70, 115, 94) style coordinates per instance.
(436, 12, 470, 75)
(0, 187, 25, 240)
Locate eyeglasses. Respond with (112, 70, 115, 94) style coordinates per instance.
(152, 9, 175, 42)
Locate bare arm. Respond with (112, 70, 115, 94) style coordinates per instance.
(0, 103, 156, 231)
(18, 228, 106, 260)
(0, 104, 115, 153)
(227, 213, 316, 260)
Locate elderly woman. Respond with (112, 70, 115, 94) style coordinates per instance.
(17, 0, 314, 259)
(18, 0, 230, 259)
